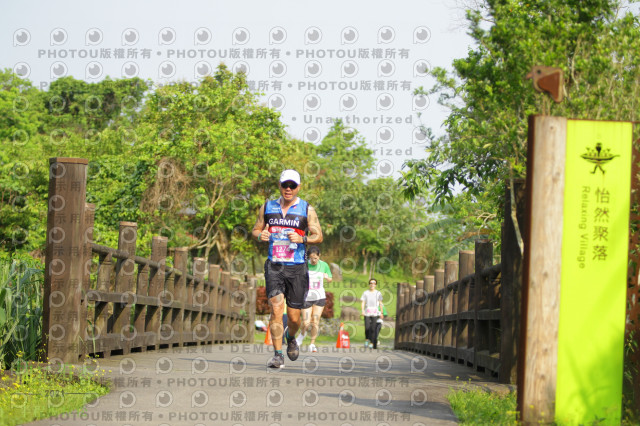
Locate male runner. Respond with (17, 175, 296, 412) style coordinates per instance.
(252, 169, 323, 368)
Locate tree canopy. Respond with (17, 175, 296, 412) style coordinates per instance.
(402, 0, 640, 214)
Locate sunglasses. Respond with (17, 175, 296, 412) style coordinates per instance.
(281, 181, 298, 190)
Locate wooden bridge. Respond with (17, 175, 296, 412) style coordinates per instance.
(37, 156, 639, 424)
(35, 157, 513, 425)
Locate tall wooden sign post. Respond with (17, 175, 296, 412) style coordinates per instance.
(519, 116, 632, 423)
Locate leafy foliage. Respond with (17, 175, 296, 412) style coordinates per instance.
(402, 0, 640, 214)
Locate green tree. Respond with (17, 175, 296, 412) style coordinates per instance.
(130, 65, 287, 267)
(402, 0, 640, 212)
(0, 70, 48, 253)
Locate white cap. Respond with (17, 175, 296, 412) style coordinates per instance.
(280, 169, 301, 185)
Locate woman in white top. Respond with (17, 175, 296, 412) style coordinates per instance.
(296, 246, 332, 352)
(360, 278, 383, 349)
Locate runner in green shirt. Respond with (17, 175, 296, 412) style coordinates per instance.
(296, 246, 332, 352)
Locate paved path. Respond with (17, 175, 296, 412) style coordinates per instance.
(28, 342, 510, 426)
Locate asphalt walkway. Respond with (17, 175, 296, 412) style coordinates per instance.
(28, 342, 510, 426)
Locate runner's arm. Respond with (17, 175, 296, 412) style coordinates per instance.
(305, 205, 323, 244)
(251, 203, 270, 242)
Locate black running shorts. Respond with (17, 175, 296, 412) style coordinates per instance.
(302, 298, 326, 309)
(264, 259, 309, 310)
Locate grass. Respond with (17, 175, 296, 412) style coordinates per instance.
(0, 357, 110, 426)
(0, 256, 44, 370)
(447, 382, 518, 425)
(0, 255, 111, 426)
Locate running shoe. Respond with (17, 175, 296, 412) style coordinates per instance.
(309, 343, 317, 353)
(365, 341, 369, 348)
(267, 352, 285, 369)
(286, 335, 300, 361)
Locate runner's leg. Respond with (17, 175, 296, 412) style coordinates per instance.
(308, 304, 324, 345)
(268, 294, 285, 351)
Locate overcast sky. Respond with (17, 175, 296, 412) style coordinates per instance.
(1, 0, 474, 179)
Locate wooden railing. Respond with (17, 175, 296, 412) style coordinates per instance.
(395, 241, 502, 375)
(394, 181, 526, 383)
(42, 158, 256, 363)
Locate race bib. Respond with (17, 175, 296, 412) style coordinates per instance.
(365, 307, 378, 316)
(309, 271, 324, 290)
(272, 240, 295, 262)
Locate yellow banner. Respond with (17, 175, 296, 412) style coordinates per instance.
(556, 120, 632, 423)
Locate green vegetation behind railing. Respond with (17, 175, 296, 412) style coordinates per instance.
(0, 255, 44, 370)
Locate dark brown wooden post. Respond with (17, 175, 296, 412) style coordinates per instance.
(402, 283, 411, 343)
(221, 271, 231, 341)
(500, 179, 526, 384)
(246, 277, 256, 343)
(415, 279, 425, 347)
(79, 203, 94, 359)
(43, 158, 88, 364)
(93, 248, 113, 355)
(475, 239, 493, 370)
(209, 264, 221, 342)
(424, 275, 434, 351)
(457, 250, 474, 363)
(434, 269, 444, 357)
(173, 248, 188, 347)
(408, 284, 416, 323)
(396, 284, 405, 346)
(133, 258, 149, 352)
(113, 222, 137, 354)
(147, 236, 167, 349)
(192, 258, 207, 342)
(394, 282, 402, 349)
(444, 260, 458, 359)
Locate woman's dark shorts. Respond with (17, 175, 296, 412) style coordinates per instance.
(302, 298, 326, 309)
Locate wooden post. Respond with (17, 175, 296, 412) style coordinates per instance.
(457, 250, 474, 361)
(113, 222, 137, 354)
(408, 284, 416, 323)
(79, 203, 94, 359)
(173, 248, 188, 347)
(424, 275, 434, 349)
(209, 265, 221, 342)
(475, 239, 493, 367)
(500, 179, 526, 384)
(415, 280, 425, 346)
(394, 282, 402, 349)
(248, 277, 257, 344)
(434, 269, 444, 356)
(221, 271, 231, 341)
(192, 258, 207, 342)
(444, 260, 458, 358)
(518, 115, 567, 423)
(43, 158, 88, 363)
(134, 261, 149, 352)
(147, 236, 167, 349)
